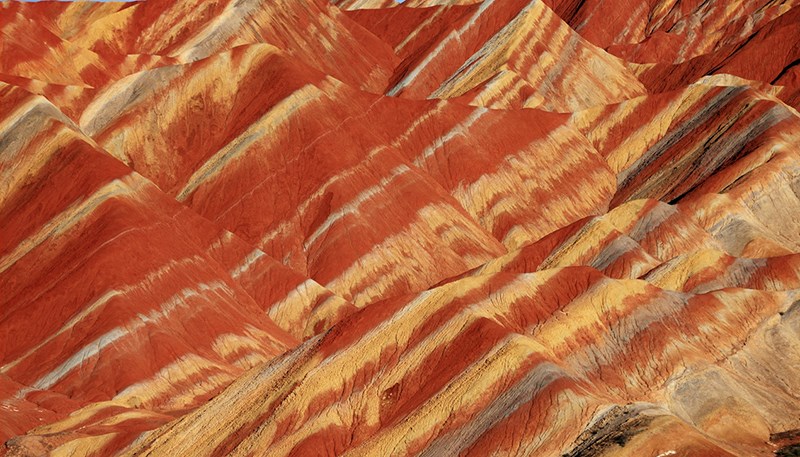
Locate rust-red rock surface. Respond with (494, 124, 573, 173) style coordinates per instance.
(2, 0, 800, 456)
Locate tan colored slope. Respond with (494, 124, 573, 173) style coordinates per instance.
(0, 11, 106, 87)
(334, 0, 480, 10)
(448, 127, 800, 290)
(1, 0, 401, 94)
(60, 0, 399, 93)
(0, 101, 280, 445)
(627, 5, 800, 111)
(2, 1, 800, 456)
(0, 6, 184, 91)
(67, 42, 620, 317)
(69, 268, 800, 457)
(0, 83, 359, 449)
(453, 159, 800, 291)
(74, 45, 508, 313)
(423, 0, 647, 111)
(569, 82, 800, 206)
(643, 249, 800, 293)
(455, 197, 798, 280)
(544, 0, 800, 64)
(0, 1, 128, 41)
(348, 0, 645, 111)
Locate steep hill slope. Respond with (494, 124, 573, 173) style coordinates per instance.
(2, 0, 800, 456)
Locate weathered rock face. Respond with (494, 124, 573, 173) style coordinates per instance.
(1, 0, 799, 456)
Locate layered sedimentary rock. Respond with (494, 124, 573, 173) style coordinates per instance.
(348, 0, 647, 111)
(2, 0, 800, 456)
(120, 268, 800, 456)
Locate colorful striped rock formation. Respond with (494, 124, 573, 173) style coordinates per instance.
(2, 0, 799, 456)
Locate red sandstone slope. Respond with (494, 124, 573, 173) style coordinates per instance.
(348, 0, 647, 111)
(2, 0, 800, 456)
(0, 84, 307, 440)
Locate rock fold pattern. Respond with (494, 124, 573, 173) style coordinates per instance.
(1, 0, 800, 456)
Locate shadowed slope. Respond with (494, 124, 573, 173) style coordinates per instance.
(112, 268, 800, 457)
(348, 0, 646, 111)
(2, 0, 800, 456)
